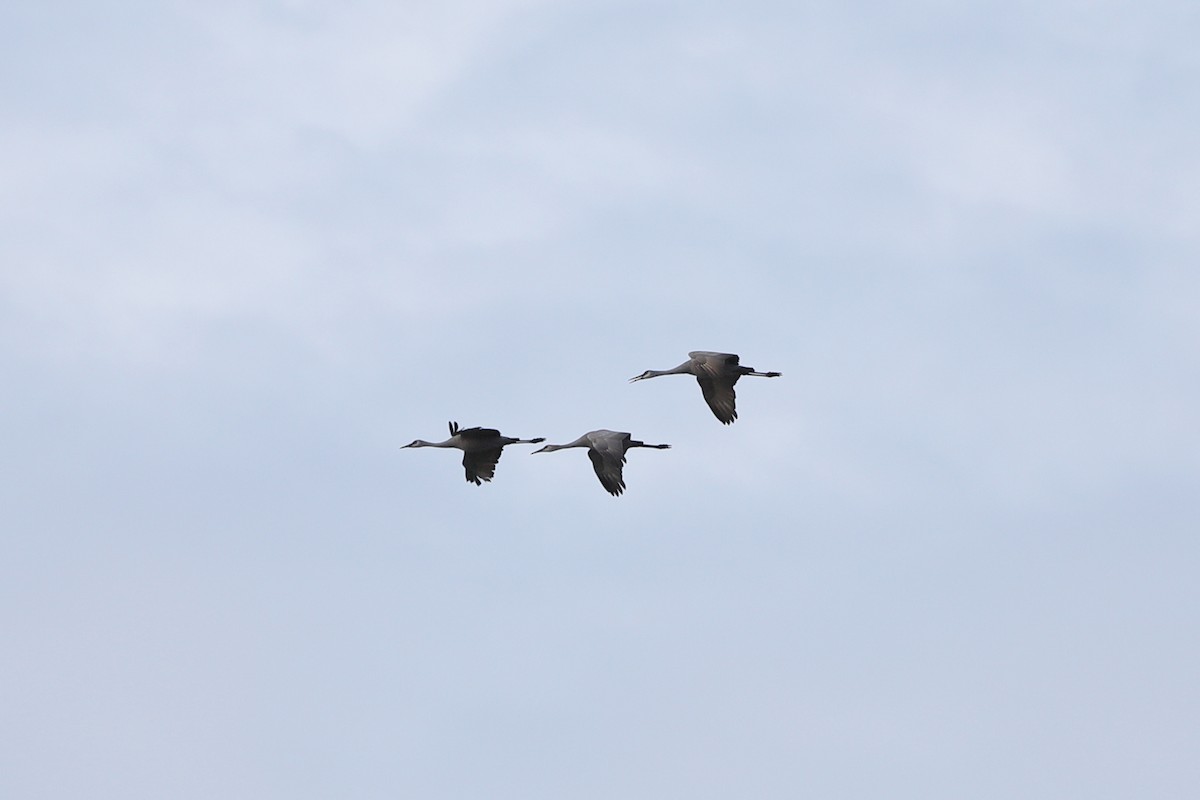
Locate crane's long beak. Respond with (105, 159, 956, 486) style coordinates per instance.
(531, 445, 549, 454)
(628, 374, 645, 383)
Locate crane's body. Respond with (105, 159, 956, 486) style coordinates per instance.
(402, 421, 545, 485)
(630, 350, 781, 424)
(533, 429, 670, 496)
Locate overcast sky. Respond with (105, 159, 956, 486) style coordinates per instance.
(3, 1, 1198, 798)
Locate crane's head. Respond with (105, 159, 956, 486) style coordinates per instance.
(401, 439, 429, 448)
(628, 370, 654, 382)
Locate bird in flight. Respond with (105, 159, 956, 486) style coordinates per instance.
(629, 350, 781, 424)
(402, 421, 545, 485)
(532, 429, 670, 496)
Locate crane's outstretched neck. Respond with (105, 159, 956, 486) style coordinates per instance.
(532, 435, 589, 453)
(629, 361, 693, 382)
(401, 438, 455, 449)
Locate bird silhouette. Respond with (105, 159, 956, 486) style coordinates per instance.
(532, 430, 670, 496)
(630, 350, 781, 424)
(402, 421, 545, 485)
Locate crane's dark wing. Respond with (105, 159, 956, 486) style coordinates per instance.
(587, 448, 627, 496)
(689, 351, 739, 367)
(697, 376, 738, 424)
(462, 446, 504, 485)
(456, 426, 501, 440)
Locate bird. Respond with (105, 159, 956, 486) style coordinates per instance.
(532, 430, 670, 496)
(629, 350, 781, 424)
(402, 421, 545, 485)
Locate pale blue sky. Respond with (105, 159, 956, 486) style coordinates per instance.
(2, 1, 1198, 798)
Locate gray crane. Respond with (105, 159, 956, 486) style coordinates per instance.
(402, 421, 545, 485)
(532, 430, 670, 496)
(629, 350, 781, 424)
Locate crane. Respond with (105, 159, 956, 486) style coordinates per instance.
(532, 430, 670, 496)
(402, 421, 545, 485)
(629, 350, 781, 424)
